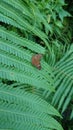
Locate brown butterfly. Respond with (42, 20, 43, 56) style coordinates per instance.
(31, 54, 42, 70)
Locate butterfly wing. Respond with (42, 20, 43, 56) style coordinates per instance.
(31, 54, 42, 70)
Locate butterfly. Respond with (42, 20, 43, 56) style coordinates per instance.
(31, 54, 42, 70)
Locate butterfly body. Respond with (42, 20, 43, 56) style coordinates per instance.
(31, 54, 42, 70)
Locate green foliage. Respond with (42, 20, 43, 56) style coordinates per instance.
(52, 44, 73, 113)
(0, 0, 73, 130)
(0, 81, 63, 130)
(0, 26, 55, 92)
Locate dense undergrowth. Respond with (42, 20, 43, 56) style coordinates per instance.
(0, 0, 73, 130)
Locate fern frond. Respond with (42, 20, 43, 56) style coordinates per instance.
(0, 63, 54, 91)
(0, 0, 72, 129)
(0, 12, 24, 30)
(0, 26, 45, 54)
(0, 0, 48, 41)
(0, 38, 31, 61)
(1, 0, 52, 32)
(2, 0, 34, 18)
(0, 37, 53, 80)
(0, 82, 61, 117)
(52, 45, 73, 112)
(0, 25, 54, 91)
(0, 82, 63, 130)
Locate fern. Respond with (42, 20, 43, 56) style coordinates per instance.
(0, 0, 52, 51)
(0, 82, 63, 130)
(0, 0, 72, 129)
(0, 26, 45, 54)
(52, 45, 73, 112)
(0, 25, 55, 92)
